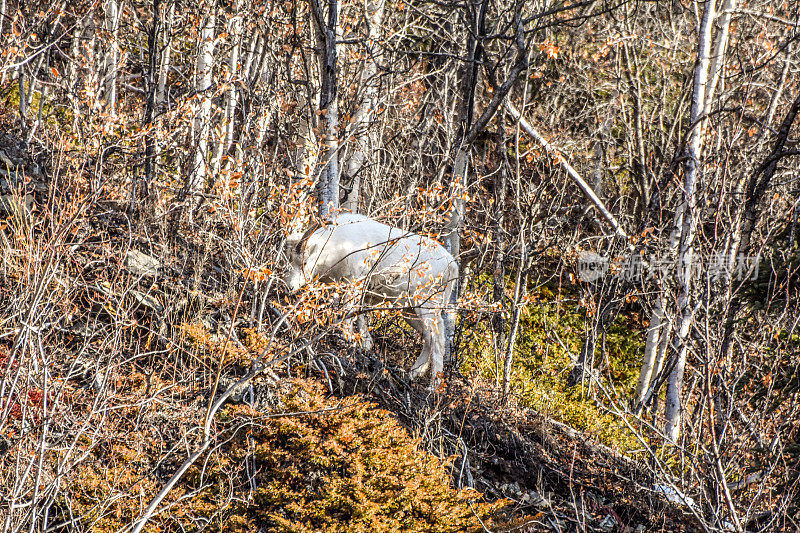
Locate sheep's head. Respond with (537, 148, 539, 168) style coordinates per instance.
(283, 233, 306, 293)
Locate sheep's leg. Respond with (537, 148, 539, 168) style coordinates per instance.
(405, 308, 438, 384)
(431, 313, 445, 378)
(418, 310, 445, 387)
(343, 313, 373, 350)
(356, 313, 373, 350)
(342, 314, 357, 342)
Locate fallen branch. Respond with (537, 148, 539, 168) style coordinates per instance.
(504, 101, 628, 240)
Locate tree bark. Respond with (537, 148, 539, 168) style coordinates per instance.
(443, 0, 487, 259)
(442, 4, 525, 362)
(212, 0, 242, 179)
(492, 130, 508, 387)
(189, 8, 216, 211)
(665, 0, 717, 442)
(310, 0, 340, 218)
(156, 2, 175, 111)
(18, 70, 27, 125)
(634, 297, 665, 411)
(67, 16, 85, 131)
(444, 147, 469, 260)
(103, 0, 122, 115)
(0, 0, 6, 85)
(703, 0, 737, 119)
(342, 0, 384, 213)
(502, 232, 527, 399)
(140, 0, 161, 210)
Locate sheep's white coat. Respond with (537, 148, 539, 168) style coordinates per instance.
(285, 213, 457, 384)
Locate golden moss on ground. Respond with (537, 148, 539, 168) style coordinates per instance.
(225, 381, 505, 532)
(459, 285, 642, 452)
(65, 380, 505, 532)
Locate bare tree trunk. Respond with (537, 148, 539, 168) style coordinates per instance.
(444, 4, 525, 362)
(502, 231, 527, 399)
(247, 33, 267, 85)
(444, 0, 488, 261)
(703, 0, 737, 118)
(310, 0, 340, 218)
(241, 33, 258, 82)
(492, 131, 507, 387)
(140, 0, 161, 210)
(342, 0, 384, 213)
(189, 8, 216, 210)
(18, 70, 27, 125)
(222, 3, 242, 169)
(156, 2, 175, 110)
(634, 297, 665, 410)
(86, 15, 99, 112)
(103, 0, 122, 115)
(0, 0, 6, 85)
(633, 0, 735, 436)
(665, 0, 716, 442)
(67, 16, 85, 132)
(212, 0, 242, 179)
(444, 147, 469, 259)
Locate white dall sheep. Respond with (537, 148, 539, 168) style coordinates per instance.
(284, 213, 457, 385)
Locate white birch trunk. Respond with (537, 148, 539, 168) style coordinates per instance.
(440, 146, 468, 361)
(634, 297, 665, 410)
(222, 9, 242, 156)
(190, 10, 216, 201)
(704, 0, 737, 118)
(156, 2, 175, 110)
(212, 0, 242, 179)
(103, 0, 121, 115)
(637, 180, 686, 414)
(67, 18, 83, 130)
(342, 0, 384, 213)
(0, 0, 6, 85)
(247, 34, 265, 85)
(241, 34, 258, 81)
(502, 233, 527, 397)
(88, 17, 99, 112)
(318, 96, 339, 217)
(18, 70, 27, 122)
(311, 0, 340, 218)
(294, 96, 318, 184)
(653, 311, 672, 382)
(637, 308, 673, 411)
(444, 147, 469, 260)
(664, 0, 716, 442)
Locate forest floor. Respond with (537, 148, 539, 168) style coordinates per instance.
(0, 132, 736, 532)
(312, 334, 699, 532)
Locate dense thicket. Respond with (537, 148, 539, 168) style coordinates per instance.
(1, 0, 798, 530)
